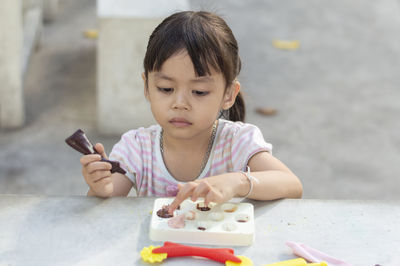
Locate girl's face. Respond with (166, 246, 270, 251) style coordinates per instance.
(144, 50, 239, 140)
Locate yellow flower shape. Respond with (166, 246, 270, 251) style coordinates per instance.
(140, 245, 168, 263)
(226, 255, 253, 266)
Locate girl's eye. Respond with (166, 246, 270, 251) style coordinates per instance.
(157, 87, 173, 93)
(193, 90, 209, 96)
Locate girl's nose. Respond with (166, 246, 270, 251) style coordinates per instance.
(172, 92, 190, 110)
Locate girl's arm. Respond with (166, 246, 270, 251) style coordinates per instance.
(169, 151, 302, 212)
(236, 151, 303, 200)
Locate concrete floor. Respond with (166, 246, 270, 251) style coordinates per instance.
(1, 0, 400, 199)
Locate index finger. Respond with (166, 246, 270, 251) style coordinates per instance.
(80, 154, 102, 166)
(168, 182, 198, 214)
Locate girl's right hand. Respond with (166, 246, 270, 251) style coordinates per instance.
(80, 143, 113, 197)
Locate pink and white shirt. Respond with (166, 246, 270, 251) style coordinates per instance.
(109, 119, 272, 196)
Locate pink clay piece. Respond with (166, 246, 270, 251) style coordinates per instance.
(168, 214, 186, 229)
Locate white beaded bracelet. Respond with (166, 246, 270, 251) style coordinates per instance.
(240, 166, 259, 198)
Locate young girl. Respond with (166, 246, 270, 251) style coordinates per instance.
(80, 11, 302, 213)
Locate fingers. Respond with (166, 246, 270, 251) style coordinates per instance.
(86, 168, 112, 183)
(204, 189, 223, 206)
(80, 145, 113, 197)
(190, 180, 224, 205)
(190, 180, 211, 202)
(80, 154, 102, 166)
(86, 161, 112, 174)
(81, 154, 112, 183)
(193, 181, 224, 206)
(94, 143, 108, 159)
(168, 180, 226, 214)
(168, 182, 197, 214)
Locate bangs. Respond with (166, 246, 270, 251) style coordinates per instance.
(144, 12, 224, 78)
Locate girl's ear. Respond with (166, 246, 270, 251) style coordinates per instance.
(222, 80, 241, 110)
(142, 72, 149, 100)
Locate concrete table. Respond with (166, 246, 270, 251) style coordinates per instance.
(0, 195, 399, 265)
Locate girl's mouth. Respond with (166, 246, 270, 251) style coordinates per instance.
(169, 118, 192, 127)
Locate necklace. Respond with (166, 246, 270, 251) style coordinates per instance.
(160, 120, 218, 179)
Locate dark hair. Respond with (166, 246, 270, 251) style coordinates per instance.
(143, 11, 245, 122)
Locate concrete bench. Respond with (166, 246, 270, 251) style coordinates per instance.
(0, 0, 58, 129)
(96, 0, 189, 135)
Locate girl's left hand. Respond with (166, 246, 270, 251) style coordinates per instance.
(168, 173, 245, 214)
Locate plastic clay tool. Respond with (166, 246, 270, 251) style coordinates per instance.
(286, 241, 352, 266)
(141, 241, 253, 265)
(150, 198, 255, 246)
(262, 258, 327, 266)
(65, 129, 125, 174)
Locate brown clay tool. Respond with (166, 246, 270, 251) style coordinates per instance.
(65, 129, 126, 175)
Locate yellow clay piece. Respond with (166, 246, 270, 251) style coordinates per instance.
(262, 258, 328, 266)
(226, 255, 253, 266)
(272, 40, 300, 50)
(140, 245, 167, 263)
(263, 258, 306, 266)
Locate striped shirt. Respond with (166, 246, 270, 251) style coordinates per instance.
(109, 119, 272, 196)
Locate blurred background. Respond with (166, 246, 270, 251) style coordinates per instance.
(0, 0, 399, 199)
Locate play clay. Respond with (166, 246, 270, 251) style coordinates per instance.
(150, 198, 255, 246)
(167, 213, 185, 229)
(140, 245, 167, 263)
(262, 258, 327, 266)
(141, 241, 253, 265)
(286, 241, 351, 266)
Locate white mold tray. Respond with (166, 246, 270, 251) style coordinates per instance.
(149, 198, 254, 246)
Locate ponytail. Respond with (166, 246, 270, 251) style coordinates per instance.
(229, 91, 245, 122)
(220, 91, 245, 122)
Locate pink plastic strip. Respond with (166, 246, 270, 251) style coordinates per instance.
(286, 241, 353, 266)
